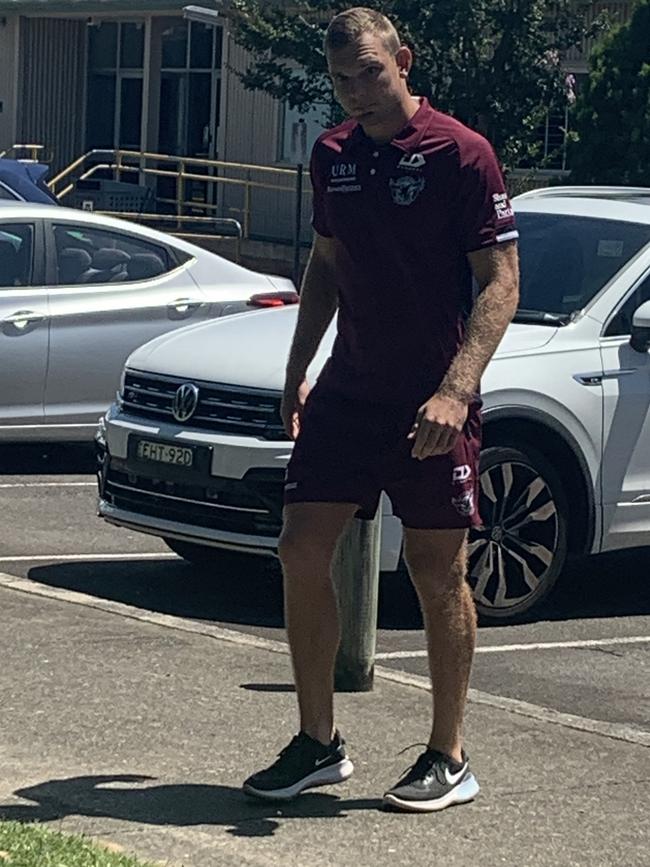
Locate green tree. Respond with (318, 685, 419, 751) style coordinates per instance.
(229, 0, 603, 168)
(570, 0, 650, 185)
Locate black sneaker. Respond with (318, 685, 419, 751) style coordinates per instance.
(243, 730, 354, 801)
(383, 747, 479, 812)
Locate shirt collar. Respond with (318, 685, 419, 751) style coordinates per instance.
(348, 97, 433, 154)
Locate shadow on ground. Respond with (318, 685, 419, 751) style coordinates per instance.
(0, 443, 96, 476)
(0, 774, 380, 835)
(26, 543, 650, 633)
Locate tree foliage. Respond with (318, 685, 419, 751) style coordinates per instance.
(229, 0, 604, 168)
(570, 0, 650, 185)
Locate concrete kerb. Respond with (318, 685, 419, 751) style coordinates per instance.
(0, 571, 648, 750)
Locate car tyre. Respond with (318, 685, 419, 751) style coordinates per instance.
(468, 444, 569, 624)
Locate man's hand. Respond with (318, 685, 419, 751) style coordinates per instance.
(408, 394, 469, 459)
(281, 378, 311, 440)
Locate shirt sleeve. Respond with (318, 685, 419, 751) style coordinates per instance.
(309, 142, 334, 238)
(456, 133, 518, 253)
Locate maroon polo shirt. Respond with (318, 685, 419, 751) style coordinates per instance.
(310, 97, 518, 408)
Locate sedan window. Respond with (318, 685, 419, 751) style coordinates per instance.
(53, 223, 176, 286)
(517, 213, 650, 317)
(0, 224, 33, 287)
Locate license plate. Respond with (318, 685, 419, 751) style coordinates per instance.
(135, 439, 194, 467)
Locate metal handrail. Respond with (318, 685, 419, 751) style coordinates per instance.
(0, 143, 46, 161)
(48, 148, 309, 196)
(49, 148, 310, 265)
(47, 146, 310, 283)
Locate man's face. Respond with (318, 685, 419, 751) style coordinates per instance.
(327, 33, 409, 128)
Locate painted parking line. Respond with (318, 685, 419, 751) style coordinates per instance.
(0, 481, 96, 488)
(0, 553, 177, 563)
(0, 570, 648, 748)
(377, 636, 650, 658)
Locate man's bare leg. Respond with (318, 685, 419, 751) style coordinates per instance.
(278, 501, 359, 745)
(402, 528, 476, 763)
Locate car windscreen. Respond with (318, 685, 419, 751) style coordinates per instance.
(516, 212, 650, 317)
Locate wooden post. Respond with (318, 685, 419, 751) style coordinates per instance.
(332, 513, 381, 692)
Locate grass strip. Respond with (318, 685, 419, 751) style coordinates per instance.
(0, 821, 157, 866)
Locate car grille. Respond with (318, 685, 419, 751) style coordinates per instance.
(120, 369, 288, 440)
(102, 461, 284, 537)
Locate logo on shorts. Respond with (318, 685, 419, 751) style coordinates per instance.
(389, 175, 425, 206)
(451, 490, 475, 517)
(452, 464, 472, 483)
(284, 482, 299, 491)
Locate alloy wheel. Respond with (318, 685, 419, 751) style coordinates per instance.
(468, 459, 560, 616)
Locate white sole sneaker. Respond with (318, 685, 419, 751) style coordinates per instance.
(382, 772, 480, 813)
(243, 758, 355, 801)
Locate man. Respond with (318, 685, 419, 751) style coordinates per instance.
(243, 6, 519, 812)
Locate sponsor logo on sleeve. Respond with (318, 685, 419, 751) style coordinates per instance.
(492, 191, 514, 221)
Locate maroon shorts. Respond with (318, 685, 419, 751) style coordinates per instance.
(284, 385, 482, 530)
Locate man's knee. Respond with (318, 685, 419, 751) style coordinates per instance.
(277, 525, 333, 576)
(278, 525, 318, 567)
(403, 530, 468, 599)
(279, 503, 357, 572)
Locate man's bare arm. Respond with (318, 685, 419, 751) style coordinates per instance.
(285, 233, 340, 386)
(281, 233, 340, 436)
(409, 241, 519, 458)
(438, 240, 520, 401)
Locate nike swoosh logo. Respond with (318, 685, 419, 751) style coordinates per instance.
(444, 762, 468, 785)
(315, 756, 332, 767)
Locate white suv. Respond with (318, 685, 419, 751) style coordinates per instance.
(96, 188, 650, 623)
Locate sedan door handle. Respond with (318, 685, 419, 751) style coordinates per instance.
(2, 310, 48, 330)
(167, 298, 203, 318)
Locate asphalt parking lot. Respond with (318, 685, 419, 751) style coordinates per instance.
(2, 442, 649, 735)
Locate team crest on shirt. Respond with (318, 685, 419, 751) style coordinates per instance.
(389, 175, 426, 206)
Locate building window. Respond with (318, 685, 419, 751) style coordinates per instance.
(158, 18, 222, 157)
(86, 21, 145, 151)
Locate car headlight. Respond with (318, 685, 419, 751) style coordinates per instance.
(117, 368, 126, 407)
(95, 414, 107, 447)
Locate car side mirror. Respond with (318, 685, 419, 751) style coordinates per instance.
(630, 299, 650, 353)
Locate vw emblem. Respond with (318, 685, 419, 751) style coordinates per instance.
(172, 383, 199, 423)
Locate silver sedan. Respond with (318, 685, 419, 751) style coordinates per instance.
(0, 202, 296, 442)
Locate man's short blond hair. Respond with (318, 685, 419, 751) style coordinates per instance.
(324, 7, 401, 55)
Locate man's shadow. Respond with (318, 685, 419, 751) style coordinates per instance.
(0, 775, 380, 837)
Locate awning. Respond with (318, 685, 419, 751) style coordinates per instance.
(0, 0, 193, 13)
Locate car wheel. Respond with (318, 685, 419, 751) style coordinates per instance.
(163, 537, 241, 568)
(467, 444, 569, 624)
